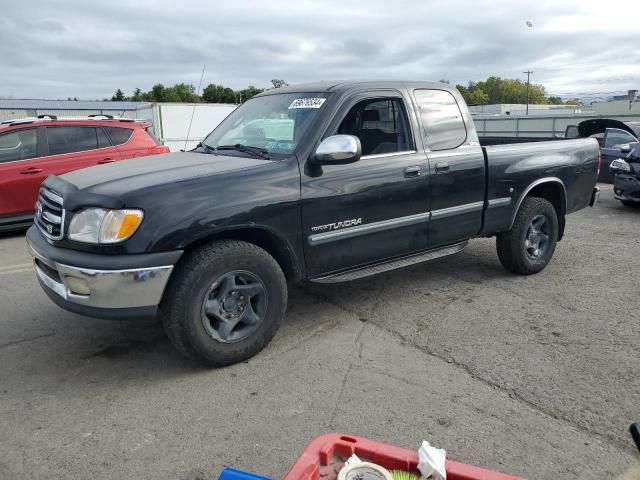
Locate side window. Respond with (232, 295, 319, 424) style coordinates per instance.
(337, 98, 413, 156)
(414, 89, 467, 150)
(104, 127, 133, 146)
(0, 128, 38, 163)
(604, 128, 637, 149)
(97, 128, 112, 148)
(47, 127, 98, 155)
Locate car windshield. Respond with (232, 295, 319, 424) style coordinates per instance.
(201, 92, 329, 158)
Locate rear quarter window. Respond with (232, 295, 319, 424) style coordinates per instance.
(414, 89, 467, 151)
(104, 127, 134, 146)
(144, 127, 163, 146)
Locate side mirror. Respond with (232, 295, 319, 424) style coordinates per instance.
(620, 144, 632, 153)
(312, 135, 361, 165)
(609, 158, 631, 173)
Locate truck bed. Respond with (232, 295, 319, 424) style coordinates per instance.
(479, 136, 565, 146)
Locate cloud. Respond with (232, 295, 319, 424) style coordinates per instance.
(0, 0, 637, 100)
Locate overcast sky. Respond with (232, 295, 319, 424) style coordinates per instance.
(1, 0, 638, 101)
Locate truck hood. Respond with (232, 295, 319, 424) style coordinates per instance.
(61, 151, 274, 195)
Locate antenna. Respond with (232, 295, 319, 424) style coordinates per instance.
(183, 64, 206, 152)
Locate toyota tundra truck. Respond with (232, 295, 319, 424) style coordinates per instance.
(26, 81, 601, 366)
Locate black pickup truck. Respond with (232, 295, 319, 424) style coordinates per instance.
(26, 81, 600, 366)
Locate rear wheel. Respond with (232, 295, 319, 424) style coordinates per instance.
(161, 240, 287, 366)
(496, 197, 559, 275)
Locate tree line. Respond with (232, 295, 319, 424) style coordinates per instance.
(447, 77, 579, 106)
(109, 77, 579, 106)
(109, 79, 288, 104)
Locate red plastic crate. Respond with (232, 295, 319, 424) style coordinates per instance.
(283, 434, 524, 480)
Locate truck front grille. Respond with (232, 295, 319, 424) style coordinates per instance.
(35, 187, 65, 240)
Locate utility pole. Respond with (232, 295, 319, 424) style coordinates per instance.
(523, 70, 533, 115)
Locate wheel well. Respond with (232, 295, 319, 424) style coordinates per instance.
(526, 182, 566, 240)
(184, 228, 301, 282)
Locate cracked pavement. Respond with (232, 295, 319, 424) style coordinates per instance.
(0, 184, 638, 479)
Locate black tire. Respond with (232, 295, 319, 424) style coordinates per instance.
(496, 197, 559, 275)
(161, 240, 287, 366)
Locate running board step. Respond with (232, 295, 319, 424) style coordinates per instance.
(310, 241, 468, 283)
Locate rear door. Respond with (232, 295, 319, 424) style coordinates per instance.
(0, 126, 45, 218)
(412, 89, 486, 247)
(301, 92, 431, 277)
(44, 125, 122, 174)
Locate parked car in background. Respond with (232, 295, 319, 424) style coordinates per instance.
(610, 144, 640, 207)
(566, 119, 640, 182)
(0, 115, 169, 231)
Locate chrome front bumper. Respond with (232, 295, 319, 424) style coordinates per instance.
(28, 242, 174, 310)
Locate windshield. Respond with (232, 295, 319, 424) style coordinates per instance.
(201, 92, 330, 157)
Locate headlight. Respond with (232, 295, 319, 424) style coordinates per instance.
(68, 208, 144, 244)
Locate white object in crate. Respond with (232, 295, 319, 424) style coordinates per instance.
(417, 441, 447, 480)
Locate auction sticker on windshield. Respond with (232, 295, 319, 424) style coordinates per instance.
(288, 98, 326, 109)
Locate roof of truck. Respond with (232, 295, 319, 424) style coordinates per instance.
(255, 80, 453, 96)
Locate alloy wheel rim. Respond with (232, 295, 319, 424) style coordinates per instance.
(525, 214, 551, 261)
(200, 270, 268, 343)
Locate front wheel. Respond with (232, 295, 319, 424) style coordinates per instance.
(496, 197, 559, 275)
(161, 240, 287, 366)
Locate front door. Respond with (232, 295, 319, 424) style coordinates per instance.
(0, 126, 46, 219)
(601, 128, 638, 183)
(301, 93, 430, 277)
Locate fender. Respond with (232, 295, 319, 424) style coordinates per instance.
(509, 177, 567, 230)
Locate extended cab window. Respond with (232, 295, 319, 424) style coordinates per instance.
(104, 127, 133, 146)
(414, 89, 467, 151)
(338, 98, 413, 156)
(0, 128, 38, 163)
(46, 126, 98, 155)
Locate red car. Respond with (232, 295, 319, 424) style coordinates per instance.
(0, 115, 169, 231)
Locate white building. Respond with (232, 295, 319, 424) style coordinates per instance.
(590, 99, 640, 115)
(0, 99, 237, 151)
(468, 103, 583, 116)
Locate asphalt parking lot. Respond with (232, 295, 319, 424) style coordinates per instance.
(1, 183, 638, 480)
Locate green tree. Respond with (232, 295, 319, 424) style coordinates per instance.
(111, 89, 125, 101)
(131, 88, 142, 101)
(468, 88, 489, 105)
(238, 86, 263, 102)
(171, 83, 199, 102)
(150, 84, 166, 102)
(271, 79, 288, 88)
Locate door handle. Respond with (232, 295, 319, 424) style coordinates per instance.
(19, 167, 43, 174)
(435, 161, 450, 173)
(404, 166, 421, 178)
(98, 158, 116, 164)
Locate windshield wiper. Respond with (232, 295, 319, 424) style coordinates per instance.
(216, 144, 271, 159)
(195, 142, 217, 154)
